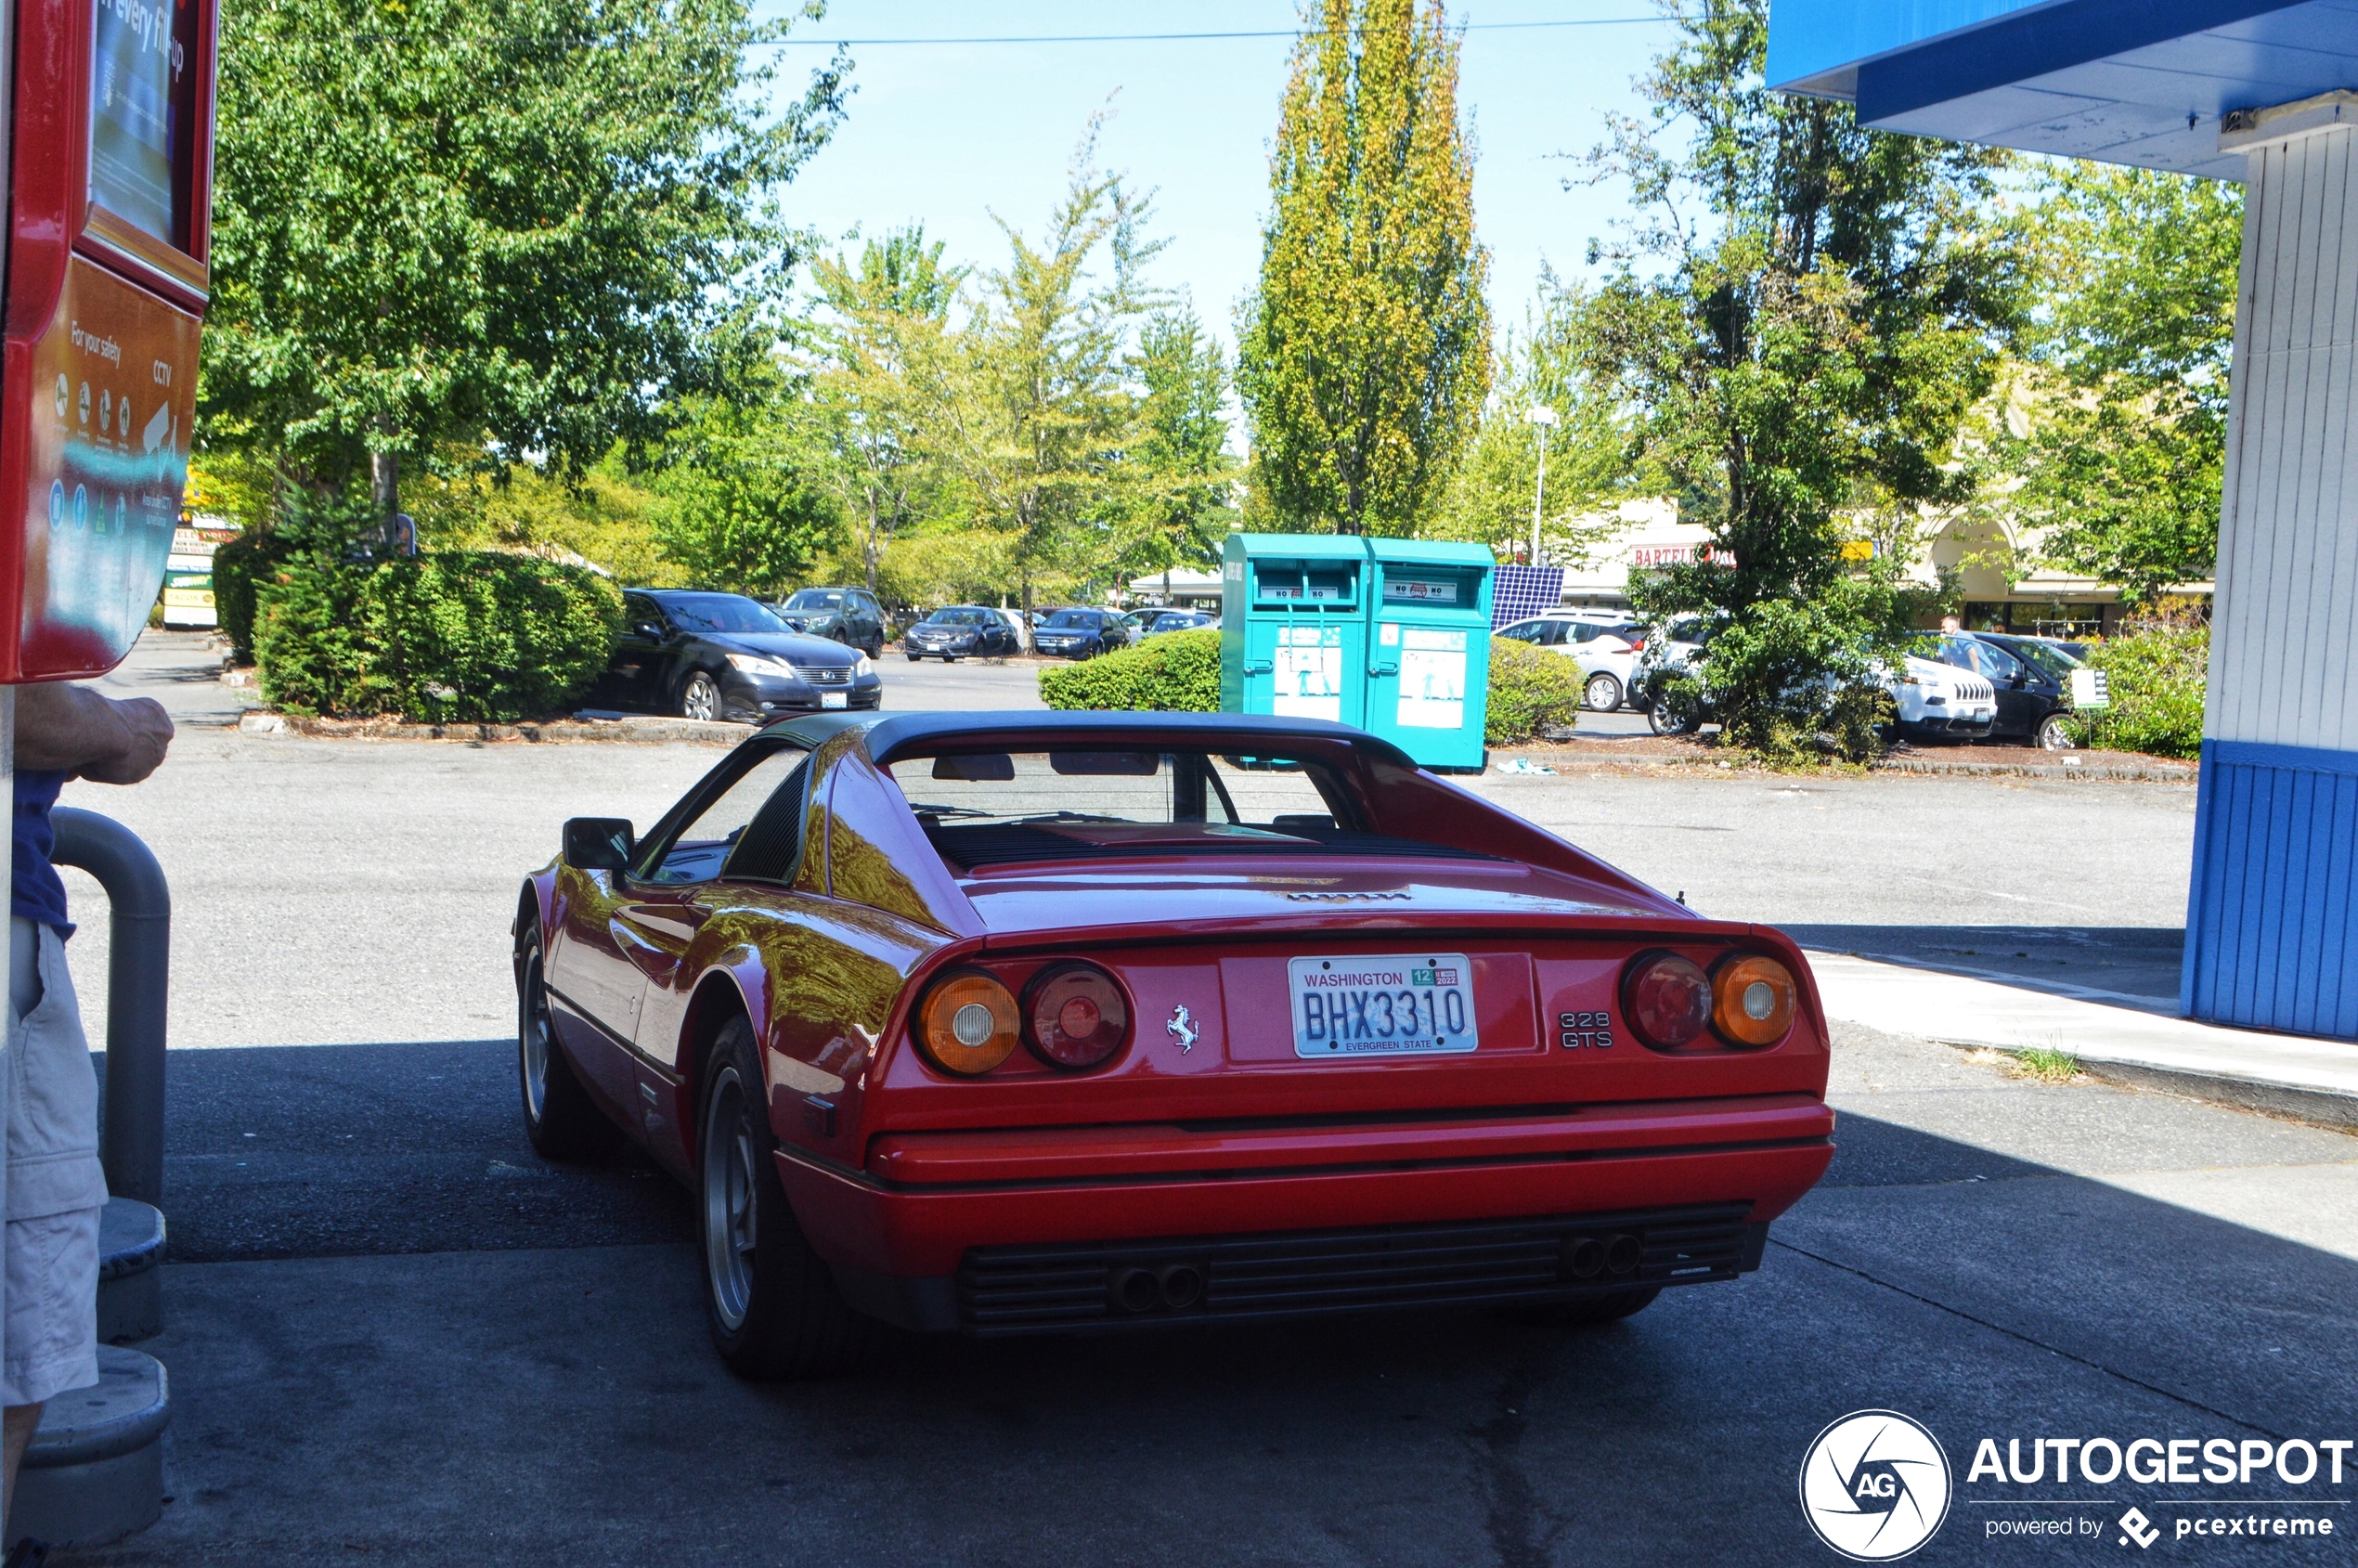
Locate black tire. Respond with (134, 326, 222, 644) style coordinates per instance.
(700, 1019, 882, 1379)
(943, 654, 959, 664)
(1495, 1286, 1661, 1328)
(2035, 714, 2074, 751)
(1648, 697, 1700, 737)
(679, 669, 720, 721)
(518, 921, 625, 1162)
(1582, 671, 1624, 713)
(904, 652, 921, 661)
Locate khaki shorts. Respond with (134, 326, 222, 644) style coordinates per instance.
(4, 918, 106, 1406)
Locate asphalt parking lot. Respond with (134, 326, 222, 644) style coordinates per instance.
(47, 635, 2358, 1565)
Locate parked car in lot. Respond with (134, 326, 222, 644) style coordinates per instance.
(1033, 607, 1126, 659)
(903, 606, 1023, 661)
(1140, 609, 1217, 638)
(1635, 617, 1998, 741)
(1496, 611, 1645, 711)
(598, 590, 881, 722)
(769, 587, 887, 659)
(1931, 632, 2078, 749)
(518, 709, 1835, 1376)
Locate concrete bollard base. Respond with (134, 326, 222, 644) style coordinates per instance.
(7, 1346, 170, 1550)
(97, 1198, 164, 1343)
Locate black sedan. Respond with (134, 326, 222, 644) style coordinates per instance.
(1032, 607, 1124, 658)
(601, 590, 882, 722)
(902, 606, 1021, 661)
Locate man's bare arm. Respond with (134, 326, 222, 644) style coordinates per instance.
(13, 684, 174, 784)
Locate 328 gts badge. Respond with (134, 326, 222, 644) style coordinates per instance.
(1558, 1011, 1615, 1050)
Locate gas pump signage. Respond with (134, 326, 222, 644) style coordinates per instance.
(1, 0, 217, 680)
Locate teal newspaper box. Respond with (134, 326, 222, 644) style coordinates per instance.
(1219, 534, 1494, 770)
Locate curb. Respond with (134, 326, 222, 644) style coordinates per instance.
(237, 712, 747, 745)
(2067, 1057, 2358, 1133)
(1490, 748, 2196, 782)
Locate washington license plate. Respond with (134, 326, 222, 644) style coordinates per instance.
(1289, 953, 1478, 1058)
(821, 692, 849, 709)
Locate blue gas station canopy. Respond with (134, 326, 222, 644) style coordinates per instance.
(1767, 0, 2358, 178)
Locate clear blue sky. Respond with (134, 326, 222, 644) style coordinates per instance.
(761, 2, 1679, 343)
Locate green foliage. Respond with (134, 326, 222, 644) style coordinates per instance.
(2068, 626, 2207, 758)
(254, 543, 622, 721)
(1674, 587, 1898, 763)
(1431, 271, 1639, 562)
(1037, 630, 1223, 713)
(645, 380, 840, 597)
(213, 531, 294, 665)
(201, 0, 846, 510)
(2008, 167, 2241, 603)
(1483, 637, 1582, 746)
(410, 453, 683, 587)
(1237, 0, 1492, 536)
(1584, 0, 2017, 738)
(1117, 305, 1240, 580)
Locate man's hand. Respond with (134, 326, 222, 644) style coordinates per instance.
(14, 684, 174, 784)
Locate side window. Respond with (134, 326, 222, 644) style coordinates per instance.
(634, 745, 810, 885)
(1976, 641, 2028, 682)
(623, 592, 659, 629)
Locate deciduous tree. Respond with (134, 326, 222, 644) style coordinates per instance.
(1237, 0, 1490, 536)
(201, 0, 847, 520)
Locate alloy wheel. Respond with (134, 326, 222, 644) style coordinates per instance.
(2038, 714, 2075, 751)
(1585, 672, 1622, 712)
(681, 673, 719, 721)
(703, 1066, 758, 1332)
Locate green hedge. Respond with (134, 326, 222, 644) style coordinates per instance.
(1483, 635, 1582, 746)
(1036, 628, 1578, 748)
(2068, 625, 2206, 759)
(213, 531, 299, 665)
(254, 551, 623, 721)
(1038, 628, 1222, 711)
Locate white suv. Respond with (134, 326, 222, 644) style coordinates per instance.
(1887, 654, 1996, 740)
(1495, 611, 1645, 711)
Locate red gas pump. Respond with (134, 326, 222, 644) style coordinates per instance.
(2, 0, 218, 680)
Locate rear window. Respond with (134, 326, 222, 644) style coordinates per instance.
(879, 748, 1485, 870)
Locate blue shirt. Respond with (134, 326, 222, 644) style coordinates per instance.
(13, 770, 72, 935)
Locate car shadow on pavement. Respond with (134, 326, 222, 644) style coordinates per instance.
(68, 1036, 2358, 1565)
(1781, 923, 2185, 1004)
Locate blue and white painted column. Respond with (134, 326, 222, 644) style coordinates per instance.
(2184, 94, 2358, 1035)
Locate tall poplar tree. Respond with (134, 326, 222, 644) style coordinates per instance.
(1237, 0, 1491, 536)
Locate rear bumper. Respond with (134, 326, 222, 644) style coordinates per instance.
(778, 1093, 1834, 1331)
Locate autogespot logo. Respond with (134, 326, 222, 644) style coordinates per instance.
(1801, 1409, 1954, 1562)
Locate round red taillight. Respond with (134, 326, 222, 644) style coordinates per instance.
(1623, 952, 1713, 1050)
(1024, 964, 1130, 1069)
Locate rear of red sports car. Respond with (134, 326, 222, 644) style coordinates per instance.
(764, 714, 1834, 1341)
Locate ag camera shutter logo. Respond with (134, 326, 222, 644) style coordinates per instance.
(1800, 1409, 1953, 1561)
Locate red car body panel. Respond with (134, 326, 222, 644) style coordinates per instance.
(521, 711, 1837, 1335)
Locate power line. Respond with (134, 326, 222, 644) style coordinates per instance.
(750, 18, 1665, 46)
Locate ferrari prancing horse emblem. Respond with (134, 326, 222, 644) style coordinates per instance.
(1166, 1004, 1199, 1054)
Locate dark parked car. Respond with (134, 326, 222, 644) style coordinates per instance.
(1930, 632, 2078, 749)
(770, 587, 887, 659)
(1033, 607, 1125, 659)
(902, 606, 1021, 661)
(601, 590, 881, 723)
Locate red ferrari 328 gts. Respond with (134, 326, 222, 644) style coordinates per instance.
(514, 711, 1834, 1377)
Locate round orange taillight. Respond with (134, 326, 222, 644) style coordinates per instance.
(916, 971, 1021, 1075)
(1622, 952, 1713, 1050)
(1024, 964, 1130, 1069)
(1713, 954, 1797, 1048)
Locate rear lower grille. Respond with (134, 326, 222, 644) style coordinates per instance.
(956, 1203, 1756, 1334)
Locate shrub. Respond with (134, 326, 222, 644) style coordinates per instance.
(254, 550, 622, 721)
(2068, 625, 2206, 758)
(213, 530, 299, 664)
(1697, 598, 1891, 763)
(1038, 629, 1222, 712)
(1483, 636, 1581, 745)
(1039, 628, 1580, 749)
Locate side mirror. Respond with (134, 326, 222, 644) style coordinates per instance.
(564, 817, 635, 872)
(633, 621, 663, 640)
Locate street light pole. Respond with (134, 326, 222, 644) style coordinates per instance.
(1524, 405, 1560, 566)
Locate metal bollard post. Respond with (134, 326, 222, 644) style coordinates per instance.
(48, 807, 170, 1204)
